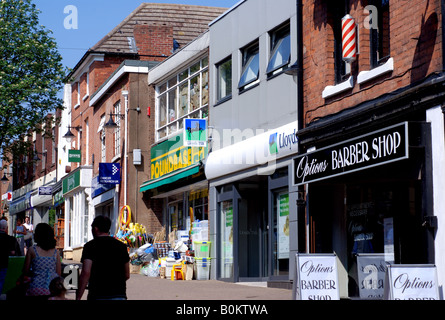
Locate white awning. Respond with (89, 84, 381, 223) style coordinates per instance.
(205, 121, 299, 180)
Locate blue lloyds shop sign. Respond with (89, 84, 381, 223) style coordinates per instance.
(293, 122, 409, 186)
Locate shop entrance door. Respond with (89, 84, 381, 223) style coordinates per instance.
(216, 180, 268, 282)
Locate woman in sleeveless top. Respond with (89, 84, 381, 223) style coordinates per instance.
(21, 223, 61, 299)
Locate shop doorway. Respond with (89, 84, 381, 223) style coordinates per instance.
(217, 178, 268, 282)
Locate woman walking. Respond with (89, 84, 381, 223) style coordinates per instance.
(20, 223, 61, 300)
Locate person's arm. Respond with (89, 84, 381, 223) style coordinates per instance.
(76, 259, 92, 300)
(124, 261, 130, 281)
(55, 249, 61, 276)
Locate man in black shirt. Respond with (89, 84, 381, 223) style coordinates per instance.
(0, 219, 18, 295)
(76, 216, 130, 300)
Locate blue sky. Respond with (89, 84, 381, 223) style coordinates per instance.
(33, 0, 240, 71)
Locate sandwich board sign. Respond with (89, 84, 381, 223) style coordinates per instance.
(293, 253, 340, 300)
(356, 253, 391, 299)
(384, 264, 440, 300)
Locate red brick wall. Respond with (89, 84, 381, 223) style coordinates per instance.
(133, 25, 174, 61)
(303, 0, 443, 125)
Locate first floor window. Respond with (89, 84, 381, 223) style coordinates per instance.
(238, 42, 260, 90)
(216, 56, 232, 102)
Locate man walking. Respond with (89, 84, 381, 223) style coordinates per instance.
(76, 215, 130, 300)
(0, 219, 18, 295)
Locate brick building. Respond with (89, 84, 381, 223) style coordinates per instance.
(60, 3, 227, 259)
(1, 111, 60, 234)
(296, 0, 445, 298)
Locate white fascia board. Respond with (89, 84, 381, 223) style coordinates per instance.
(148, 32, 210, 85)
(89, 65, 149, 106)
(71, 53, 105, 83)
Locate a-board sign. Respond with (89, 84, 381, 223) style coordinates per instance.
(356, 254, 392, 299)
(384, 264, 440, 300)
(294, 253, 340, 300)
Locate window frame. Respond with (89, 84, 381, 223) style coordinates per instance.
(113, 100, 121, 157)
(238, 41, 260, 91)
(266, 23, 291, 76)
(155, 57, 210, 142)
(216, 56, 232, 104)
(370, 0, 390, 68)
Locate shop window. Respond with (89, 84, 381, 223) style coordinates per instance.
(333, 4, 350, 84)
(369, 0, 390, 68)
(266, 24, 291, 76)
(238, 41, 260, 91)
(156, 57, 209, 141)
(216, 56, 232, 103)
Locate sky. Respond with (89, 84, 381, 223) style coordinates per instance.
(33, 0, 240, 72)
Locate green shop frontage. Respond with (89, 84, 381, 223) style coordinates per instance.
(139, 132, 209, 257)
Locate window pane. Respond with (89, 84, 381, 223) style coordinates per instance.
(190, 75, 200, 111)
(201, 70, 209, 106)
(217, 58, 232, 100)
(168, 123, 177, 135)
(201, 106, 209, 119)
(267, 33, 291, 74)
(158, 127, 167, 139)
(202, 57, 208, 68)
(190, 61, 200, 75)
(159, 94, 167, 127)
(179, 82, 188, 117)
(168, 76, 177, 88)
(179, 69, 188, 82)
(238, 46, 260, 89)
(168, 90, 177, 123)
(159, 82, 167, 93)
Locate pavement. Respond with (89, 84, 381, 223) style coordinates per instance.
(63, 260, 293, 301)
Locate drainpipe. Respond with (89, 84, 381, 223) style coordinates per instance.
(122, 90, 129, 208)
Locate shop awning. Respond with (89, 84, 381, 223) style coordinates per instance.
(139, 163, 201, 193)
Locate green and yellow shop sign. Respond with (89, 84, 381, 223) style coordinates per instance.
(150, 133, 207, 180)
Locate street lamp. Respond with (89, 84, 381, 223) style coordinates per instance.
(103, 112, 124, 130)
(62, 125, 82, 142)
(1, 172, 13, 183)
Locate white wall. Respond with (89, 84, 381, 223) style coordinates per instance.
(209, 0, 298, 148)
(427, 105, 445, 299)
(58, 84, 72, 181)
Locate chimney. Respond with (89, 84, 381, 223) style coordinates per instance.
(133, 25, 174, 61)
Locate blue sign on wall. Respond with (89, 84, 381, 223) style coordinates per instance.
(99, 163, 121, 184)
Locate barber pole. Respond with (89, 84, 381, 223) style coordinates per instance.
(341, 14, 357, 62)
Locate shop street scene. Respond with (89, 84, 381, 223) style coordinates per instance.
(2, 0, 445, 307)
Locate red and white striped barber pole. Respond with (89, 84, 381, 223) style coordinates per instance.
(341, 14, 357, 62)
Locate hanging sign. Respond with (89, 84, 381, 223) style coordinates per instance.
(38, 186, 53, 196)
(385, 264, 440, 300)
(99, 163, 121, 184)
(183, 118, 207, 147)
(357, 253, 392, 299)
(294, 253, 340, 300)
(293, 122, 409, 186)
(68, 149, 81, 163)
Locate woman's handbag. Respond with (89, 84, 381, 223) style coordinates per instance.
(24, 230, 32, 241)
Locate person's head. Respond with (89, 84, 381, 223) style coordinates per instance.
(0, 219, 7, 233)
(25, 216, 30, 223)
(16, 217, 23, 225)
(91, 215, 111, 237)
(49, 276, 67, 297)
(34, 223, 56, 250)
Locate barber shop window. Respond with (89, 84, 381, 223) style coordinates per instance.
(216, 56, 232, 103)
(238, 41, 260, 91)
(369, 0, 390, 68)
(266, 23, 291, 77)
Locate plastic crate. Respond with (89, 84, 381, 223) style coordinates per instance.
(194, 257, 211, 280)
(193, 241, 211, 258)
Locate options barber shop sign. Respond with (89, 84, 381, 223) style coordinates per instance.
(293, 122, 409, 186)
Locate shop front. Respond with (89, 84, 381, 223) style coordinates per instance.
(295, 121, 435, 298)
(205, 121, 302, 285)
(62, 166, 93, 260)
(139, 132, 208, 250)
